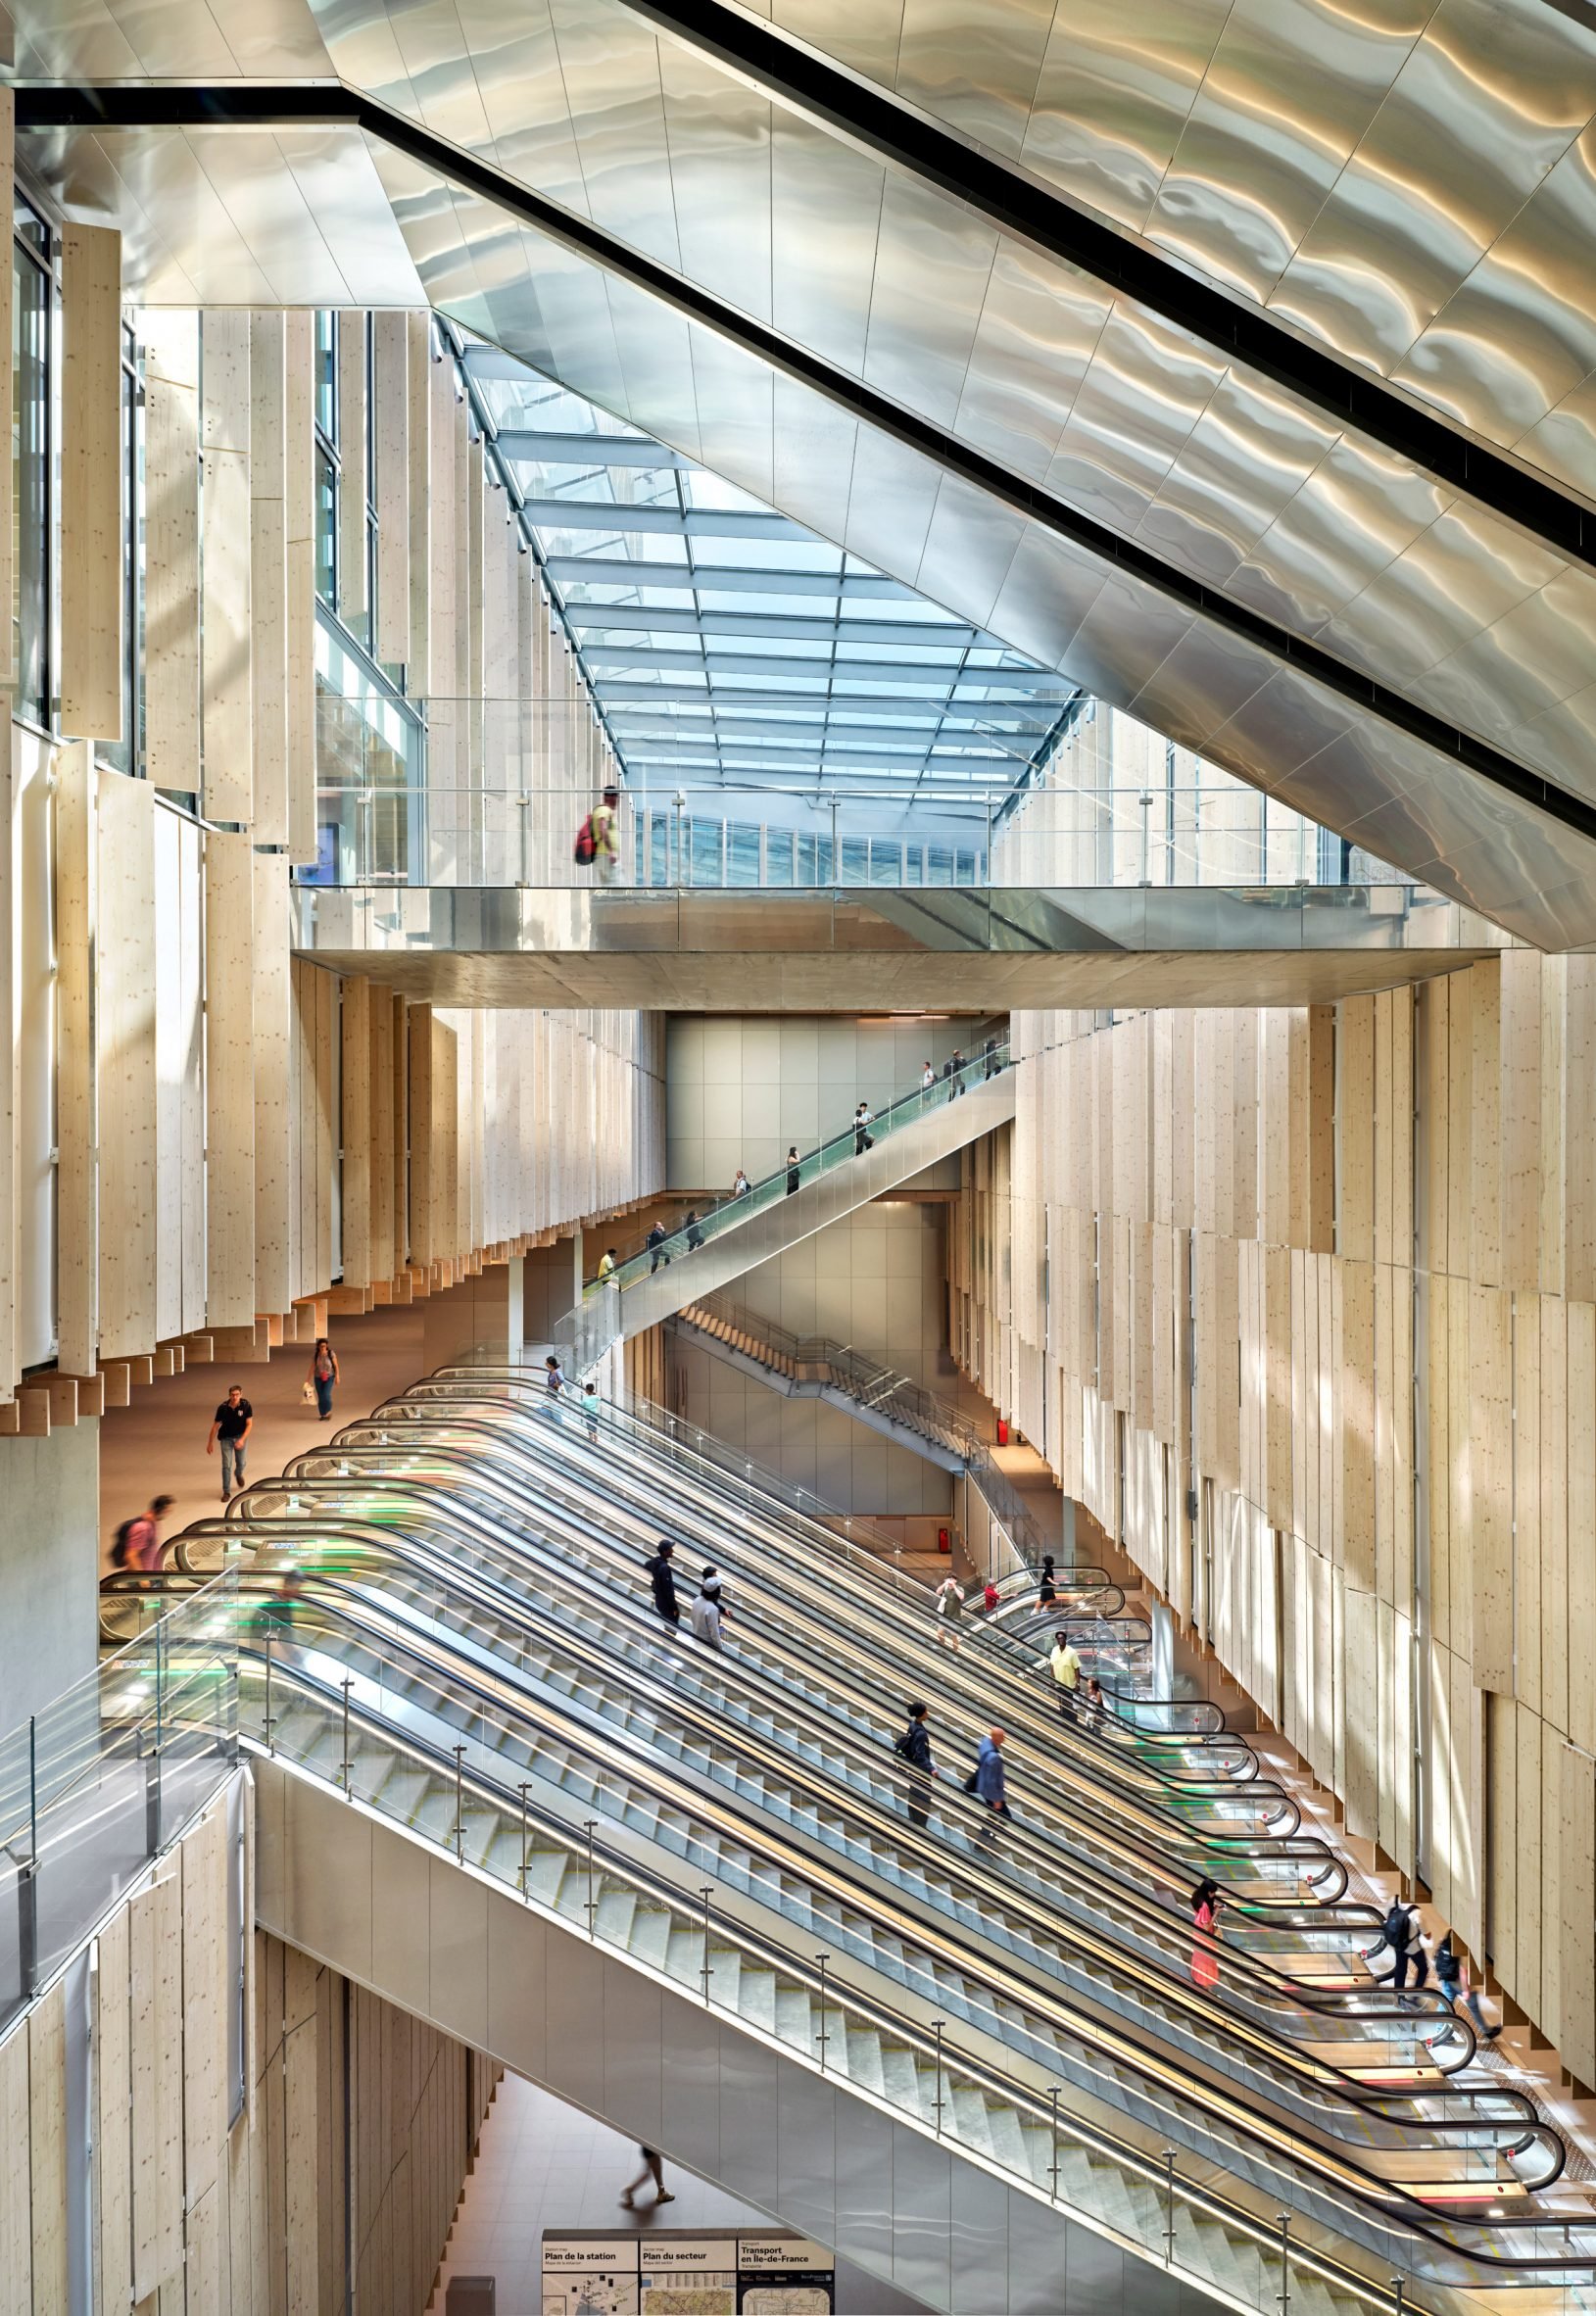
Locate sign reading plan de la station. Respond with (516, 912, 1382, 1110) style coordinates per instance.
(541, 2229, 835, 2314)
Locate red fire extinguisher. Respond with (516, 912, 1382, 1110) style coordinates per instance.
(937, 1526, 951, 1553)
(996, 1419, 1009, 1447)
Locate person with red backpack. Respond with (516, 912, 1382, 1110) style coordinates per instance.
(574, 786, 622, 885)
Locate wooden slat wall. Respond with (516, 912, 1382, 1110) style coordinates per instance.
(59, 224, 123, 740)
(249, 310, 288, 847)
(97, 773, 158, 1361)
(948, 968, 1596, 2076)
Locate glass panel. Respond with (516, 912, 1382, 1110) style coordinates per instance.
(689, 818, 721, 886)
(314, 445, 337, 610)
(727, 822, 760, 885)
(840, 836, 867, 884)
(314, 308, 336, 441)
(764, 828, 795, 886)
(867, 840, 900, 885)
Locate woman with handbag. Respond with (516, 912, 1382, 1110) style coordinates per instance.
(305, 1336, 339, 1420)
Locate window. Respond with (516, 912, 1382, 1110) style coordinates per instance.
(13, 192, 52, 728)
(314, 443, 337, 608)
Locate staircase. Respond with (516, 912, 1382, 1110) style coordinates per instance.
(550, 1046, 1017, 1372)
(670, 1292, 984, 1471)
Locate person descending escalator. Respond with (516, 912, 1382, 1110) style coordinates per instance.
(1037, 1554, 1057, 1608)
(970, 1728, 1010, 1848)
(893, 1701, 939, 1830)
(1364, 1898, 1426, 1993)
(688, 1566, 726, 1648)
(684, 1209, 705, 1252)
(645, 1539, 680, 1627)
(1045, 1628, 1083, 1721)
(785, 1146, 800, 1195)
(1434, 1935, 1500, 2045)
(1190, 1877, 1224, 1990)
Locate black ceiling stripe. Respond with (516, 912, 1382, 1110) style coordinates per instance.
(23, 79, 1596, 847)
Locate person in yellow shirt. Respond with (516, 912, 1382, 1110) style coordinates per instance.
(591, 785, 621, 885)
(597, 1247, 617, 1285)
(1046, 1628, 1083, 1721)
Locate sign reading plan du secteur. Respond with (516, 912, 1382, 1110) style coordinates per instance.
(541, 2230, 835, 2314)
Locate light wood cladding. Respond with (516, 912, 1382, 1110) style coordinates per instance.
(253, 855, 295, 1316)
(372, 311, 410, 664)
(337, 311, 368, 619)
(283, 310, 317, 865)
(953, 974, 1596, 2074)
(60, 223, 123, 740)
(141, 312, 202, 795)
(201, 308, 254, 824)
(97, 773, 159, 1360)
(56, 743, 97, 1376)
(249, 309, 288, 846)
(205, 830, 257, 1328)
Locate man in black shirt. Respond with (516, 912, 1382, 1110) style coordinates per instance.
(646, 1221, 669, 1273)
(894, 1701, 938, 1828)
(208, 1384, 255, 1502)
(644, 1539, 680, 1625)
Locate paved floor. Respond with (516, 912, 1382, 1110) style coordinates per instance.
(427, 2074, 929, 2316)
(97, 1304, 435, 1573)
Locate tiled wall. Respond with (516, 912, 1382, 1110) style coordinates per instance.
(665, 1015, 977, 1190)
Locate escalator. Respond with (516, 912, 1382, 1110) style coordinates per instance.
(114, 1564, 1596, 2315)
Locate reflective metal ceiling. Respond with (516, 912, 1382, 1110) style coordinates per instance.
(463, 346, 1079, 798)
(15, 0, 1596, 944)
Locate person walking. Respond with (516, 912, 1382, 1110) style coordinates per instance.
(1191, 1877, 1223, 1990)
(973, 1728, 1009, 1846)
(647, 1220, 670, 1273)
(984, 1036, 1000, 1081)
(684, 1209, 705, 1251)
(208, 1385, 254, 1503)
(305, 1335, 339, 1420)
(688, 1566, 725, 1647)
(619, 2147, 674, 2210)
(591, 785, 622, 887)
(934, 1574, 966, 1650)
(785, 1146, 800, 1195)
(645, 1540, 681, 1626)
(1364, 1899, 1422, 1992)
(853, 1101, 874, 1155)
(893, 1701, 938, 1829)
(1434, 1935, 1499, 2045)
(1038, 1554, 1058, 1608)
(948, 1047, 967, 1095)
(597, 1247, 618, 1285)
(732, 1167, 750, 1197)
(1046, 1628, 1084, 1721)
(111, 1495, 175, 1575)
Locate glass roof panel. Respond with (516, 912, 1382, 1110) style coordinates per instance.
(465, 341, 1079, 807)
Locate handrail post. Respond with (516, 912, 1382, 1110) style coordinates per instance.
(815, 1954, 830, 2071)
(1276, 2212, 1290, 2312)
(452, 1744, 466, 1860)
(263, 1632, 274, 1753)
(518, 1783, 531, 1897)
(20, 1715, 38, 1998)
(932, 2020, 944, 2137)
(1048, 2088, 1060, 2202)
(700, 1887, 713, 2006)
(146, 1632, 164, 1857)
(584, 1819, 599, 1939)
(1162, 2147, 1177, 2266)
(339, 1677, 352, 1791)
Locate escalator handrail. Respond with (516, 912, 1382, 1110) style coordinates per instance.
(231, 1635, 1592, 2286)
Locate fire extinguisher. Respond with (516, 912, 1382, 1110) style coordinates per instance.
(996, 1419, 1009, 1447)
(937, 1526, 951, 1553)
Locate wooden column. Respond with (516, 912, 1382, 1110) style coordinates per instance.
(97, 771, 158, 1360)
(142, 313, 201, 796)
(204, 831, 256, 1327)
(201, 310, 253, 824)
(60, 222, 123, 739)
(55, 741, 97, 1375)
(283, 309, 316, 865)
(249, 311, 288, 846)
(0, 91, 13, 689)
(341, 976, 373, 1288)
(253, 855, 294, 1315)
(371, 311, 410, 666)
(409, 1003, 434, 1268)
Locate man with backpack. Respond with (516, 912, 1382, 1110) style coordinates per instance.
(111, 1495, 175, 1575)
(1365, 1898, 1427, 1993)
(893, 1701, 938, 1829)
